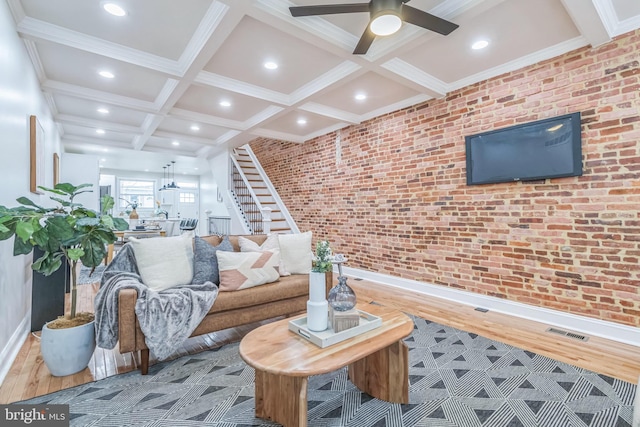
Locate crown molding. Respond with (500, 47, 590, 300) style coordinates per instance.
(169, 108, 244, 130)
(591, 0, 619, 37)
(359, 94, 432, 122)
(153, 130, 221, 146)
(615, 14, 640, 36)
(381, 58, 448, 97)
(251, 128, 305, 143)
(302, 123, 349, 142)
(55, 114, 141, 134)
(153, 79, 180, 110)
(449, 36, 589, 92)
(43, 92, 59, 117)
(5, 0, 25, 25)
(243, 105, 285, 130)
(42, 80, 157, 112)
(195, 71, 290, 105)
(289, 61, 362, 104)
(22, 39, 46, 82)
(17, 17, 181, 76)
(63, 134, 133, 148)
(176, 1, 230, 75)
(214, 130, 242, 146)
(298, 102, 361, 124)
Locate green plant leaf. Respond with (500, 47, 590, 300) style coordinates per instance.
(100, 216, 114, 230)
(112, 217, 129, 231)
(31, 227, 49, 248)
(79, 236, 106, 267)
(101, 195, 115, 213)
(50, 197, 72, 207)
(67, 247, 84, 261)
(16, 197, 45, 210)
(15, 221, 34, 242)
(32, 252, 63, 276)
(45, 215, 75, 241)
(13, 236, 33, 256)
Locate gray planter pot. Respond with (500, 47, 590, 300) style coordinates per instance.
(40, 320, 96, 376)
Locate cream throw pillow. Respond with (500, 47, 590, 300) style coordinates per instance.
(216, 250, 280, 291)
(277, 231, 312, 274)
(239, 234, 290, 276)
(128, 233, 194, 291)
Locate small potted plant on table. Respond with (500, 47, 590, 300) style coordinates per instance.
(0, 183, 128, 376)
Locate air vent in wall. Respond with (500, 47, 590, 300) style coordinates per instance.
(545, 327, 589, 342)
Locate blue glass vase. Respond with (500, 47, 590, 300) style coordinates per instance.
(327, 275, 356, 311)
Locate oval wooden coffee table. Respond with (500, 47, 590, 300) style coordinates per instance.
(239, 303, 414, 427)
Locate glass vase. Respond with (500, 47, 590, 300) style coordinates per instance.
(327, 275, 356, 311)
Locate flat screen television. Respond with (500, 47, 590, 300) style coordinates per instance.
(465, 112, 583, 185)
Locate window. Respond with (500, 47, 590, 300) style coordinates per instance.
(118, 179, 155, 210)
(179, 192, 195, 203)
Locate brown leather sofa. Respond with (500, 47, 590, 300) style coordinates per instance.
(117, 234, 332, 374)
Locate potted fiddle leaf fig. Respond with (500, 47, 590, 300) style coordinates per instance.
(0, 183, 129, 376)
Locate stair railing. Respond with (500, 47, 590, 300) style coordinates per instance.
(229, 153, 265, 234)
(242, 145, 299, 233)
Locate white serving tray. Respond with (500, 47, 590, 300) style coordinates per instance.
(288, 310, 382, 348)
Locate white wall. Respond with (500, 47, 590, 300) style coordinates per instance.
(0, 0, 61, 385)
(60, 153, 100, 211)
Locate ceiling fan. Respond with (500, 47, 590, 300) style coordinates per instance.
(289, 0, 459, 54)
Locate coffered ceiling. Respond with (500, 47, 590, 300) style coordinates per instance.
(7, 0, 640, 174)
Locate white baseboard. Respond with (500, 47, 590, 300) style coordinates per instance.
(0, 314, 30, 387)
(340, 266, 640, 348)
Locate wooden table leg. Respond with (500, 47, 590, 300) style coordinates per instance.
(254, 369, 308, 427)
(348, 340, 409, 403)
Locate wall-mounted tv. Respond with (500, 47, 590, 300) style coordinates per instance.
(465, 112, 583, 185)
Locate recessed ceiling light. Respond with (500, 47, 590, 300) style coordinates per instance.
(190, 125, 200, 131)
(103, 3, 126, 16)
(96, 129, 105, 134)
(297, 118, 307, 125)
(194, 167, 199, 170)
(103, 148, 108, 152)
(355, 93, 367, 101)
(219, 100, 231, 107)
(144, 169, 149, 172)
(97, 108, 109, 114)
(99, 70, 115, 79)
(100, 158, 106, 162)
(264, 61, 278, 70)
(172, 141, 180, 146)
(472, 40, 489, 50)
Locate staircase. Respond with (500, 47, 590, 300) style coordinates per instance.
(230, 146, 296, 234)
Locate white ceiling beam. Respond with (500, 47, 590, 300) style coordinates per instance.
(561, 0, 612, 47)
(42, 80, 158, 112)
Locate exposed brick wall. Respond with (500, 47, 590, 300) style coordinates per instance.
(251, 29, 640, 327)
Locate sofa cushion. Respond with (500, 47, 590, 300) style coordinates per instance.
(239, 234, 291, 276)
(210, 273, 309, 313)
(278, 231, 313, 274)
(217, 250, 280, 291)
(128, 233, 194, 291)
(192, 235, 233, 285)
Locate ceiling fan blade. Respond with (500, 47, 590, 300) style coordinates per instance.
(289, 3, 370, 17)
(401, 5, 459, 35)
(353, 27, 376, 54)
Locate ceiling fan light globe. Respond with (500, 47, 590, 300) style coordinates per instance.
(370, 13, 402, 36)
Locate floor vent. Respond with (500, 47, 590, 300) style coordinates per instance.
(353, 277, 363, 281)
(545, 327, 589, 342)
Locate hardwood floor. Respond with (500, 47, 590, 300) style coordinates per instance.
(1, 274, 638, 404)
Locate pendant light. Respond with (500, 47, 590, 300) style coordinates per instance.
(159, 161, 180, 191)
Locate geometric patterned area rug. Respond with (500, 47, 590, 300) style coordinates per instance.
(20, 314, 637, 426)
